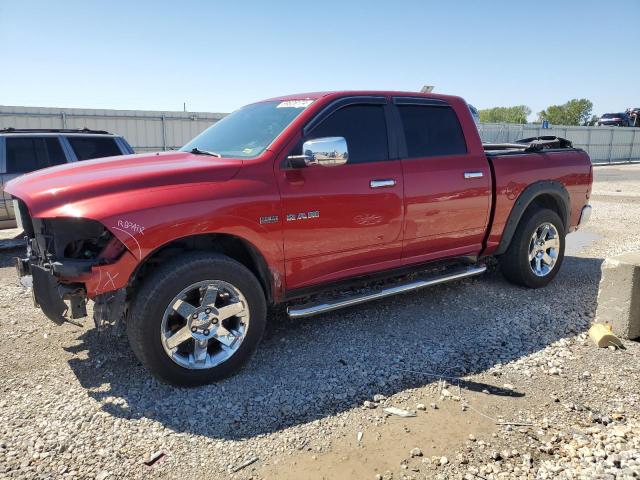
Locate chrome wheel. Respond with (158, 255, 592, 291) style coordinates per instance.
(160, 280, 249, 370)
(528, 222, 560, 277)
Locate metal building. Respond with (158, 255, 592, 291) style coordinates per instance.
(2, 104, 640, 164)
(0, 105, 225, 153)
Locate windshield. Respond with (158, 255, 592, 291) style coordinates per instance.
(602, 113, 621, 118)
(181, 99, 313, 158)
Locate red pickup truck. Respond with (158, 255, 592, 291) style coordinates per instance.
(6, 91, 593, 386)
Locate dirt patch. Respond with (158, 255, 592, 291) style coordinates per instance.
(258, 390, 507, 480)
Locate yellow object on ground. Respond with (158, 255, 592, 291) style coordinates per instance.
(588, 323, 623, 348)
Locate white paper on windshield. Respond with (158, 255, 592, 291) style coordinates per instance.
(276, 100, 313, 109)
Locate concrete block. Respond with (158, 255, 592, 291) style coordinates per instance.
(595, 252, 640, 340)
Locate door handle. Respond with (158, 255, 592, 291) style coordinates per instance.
(464, 171, 484, 179)
(370, 179, 396, 188)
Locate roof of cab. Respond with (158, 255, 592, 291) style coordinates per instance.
(262, 90, 463, 103)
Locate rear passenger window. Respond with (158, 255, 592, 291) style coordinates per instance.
(6, 137, 67, 173)
(398, 105, 467, 158)
(67, 137, 121, 160)
(308, 104, 388, 164)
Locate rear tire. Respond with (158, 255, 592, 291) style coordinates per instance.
(127, 252, 267, 386)
(499, 208, 565, 288)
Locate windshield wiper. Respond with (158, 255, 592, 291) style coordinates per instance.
(190, 147, 222, 158)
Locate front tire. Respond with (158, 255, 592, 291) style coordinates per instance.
(127, 252, 267, 386)
(499, 208, 565, 288)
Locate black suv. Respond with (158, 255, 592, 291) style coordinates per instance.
(597, 113, 632, 127)
(0, 128, 134, 228)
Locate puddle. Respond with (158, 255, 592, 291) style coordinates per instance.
(566, 230, 600, 255)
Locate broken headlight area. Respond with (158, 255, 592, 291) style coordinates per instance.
(26, 217, 126, 276)
(16, 216, 128, 325)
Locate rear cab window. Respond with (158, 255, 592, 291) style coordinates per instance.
(5, 137, 67, 173)
(396, 104, 467, 158)
(67, 136, 122, 160)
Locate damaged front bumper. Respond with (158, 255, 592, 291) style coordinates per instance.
(15, 255, 89, 325)
(12, 204, 136, 327)
(16, 248, 132, 328)
(15, 251, 126, 328)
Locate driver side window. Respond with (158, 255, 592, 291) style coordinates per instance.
(306, 104, 388, 164)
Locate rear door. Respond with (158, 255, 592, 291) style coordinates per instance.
(277, 97, 404, 289)
(2, 136, 68, 221)
(392, 97, 491, 264)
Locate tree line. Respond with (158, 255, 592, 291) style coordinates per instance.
(479, 99, 594, 126)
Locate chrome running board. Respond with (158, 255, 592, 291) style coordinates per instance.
(287, 264, 487, 319)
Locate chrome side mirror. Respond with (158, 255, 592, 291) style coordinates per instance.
(287, 136, 348, 168)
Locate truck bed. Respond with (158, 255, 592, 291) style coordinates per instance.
(482, 138, 593, 255)
(483, 136, 575, 155)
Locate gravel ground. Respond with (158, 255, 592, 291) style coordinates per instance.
(0, 165, 639, 480)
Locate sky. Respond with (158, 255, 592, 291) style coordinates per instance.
(1, 0, 638, 120)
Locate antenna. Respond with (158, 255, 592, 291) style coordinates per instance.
(420, 85, 434, 93)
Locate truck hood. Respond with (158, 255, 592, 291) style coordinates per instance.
(5, 151, 243, 218)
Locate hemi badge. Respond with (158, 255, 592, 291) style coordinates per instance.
(259, 215, 279, 225)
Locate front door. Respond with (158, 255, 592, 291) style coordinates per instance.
(277, 100, 404, 290)
(393, 98, 491, 264)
